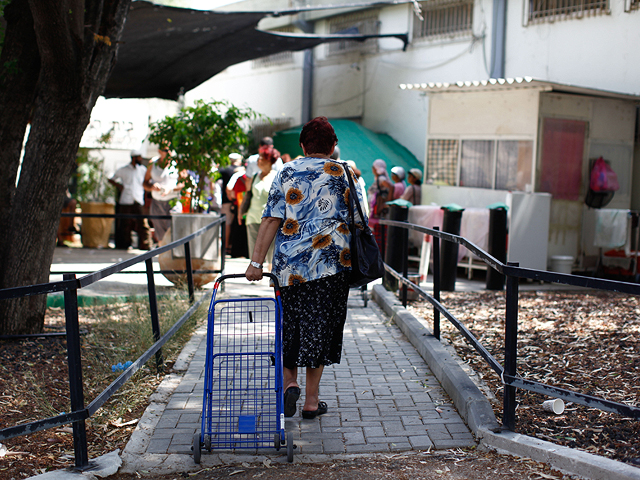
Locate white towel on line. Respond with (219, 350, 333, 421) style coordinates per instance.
(594, 209, 628, 248)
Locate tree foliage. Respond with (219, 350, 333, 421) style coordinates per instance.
(148, 99, 260, 213)
(0, 0, 131, 335)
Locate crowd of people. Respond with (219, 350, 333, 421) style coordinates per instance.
(66, 126, 423, 264)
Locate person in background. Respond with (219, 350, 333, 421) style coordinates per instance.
(401, 168, 423, 205)
(218, 153, 243, 254)
(245, 116, 368, 420)
(245, 136, 283, 177)
(109, 150, 151, 250)
(390, 166, 406, 199)
(57, 189, 78, 247)
(245, 144, 279, 270)
(367, 158, 394, 258)
(346, 160, 369, 216)
(144, 145, 184, 243)
(226, 161, 249, 258)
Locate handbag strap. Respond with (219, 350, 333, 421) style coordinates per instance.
(341, 163, 367, 231)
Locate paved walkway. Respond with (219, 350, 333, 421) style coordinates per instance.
(112, 256, 474, 472)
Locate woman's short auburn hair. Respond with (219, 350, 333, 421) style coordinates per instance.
(299, 116, 338, 156)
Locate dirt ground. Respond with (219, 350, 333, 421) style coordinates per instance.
(409, 290, 640, 467)
(108, 449, 573, 480)
(1, 290, 638, 479)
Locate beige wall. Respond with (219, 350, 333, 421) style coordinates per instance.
(428, 88, 540, 137)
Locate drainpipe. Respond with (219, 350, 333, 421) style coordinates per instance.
(295, 19, 314, 124)
(490, 0, 507, 79)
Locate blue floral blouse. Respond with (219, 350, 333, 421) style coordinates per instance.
(263, 157, 367, 287)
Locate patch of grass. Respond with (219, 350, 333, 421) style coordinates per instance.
(79, 292, 208, 425)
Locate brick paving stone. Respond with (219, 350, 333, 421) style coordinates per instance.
(134, 285, 476, 458)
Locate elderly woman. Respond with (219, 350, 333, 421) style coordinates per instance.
(246, 117, 366, 419)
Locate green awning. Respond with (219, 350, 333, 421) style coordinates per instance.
(272, 119, 422, 188)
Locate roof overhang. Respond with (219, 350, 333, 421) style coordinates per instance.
(104, 1, 409, 100)
(399, 76, 640, 102)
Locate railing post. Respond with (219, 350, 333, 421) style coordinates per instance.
(503, 262, 519, 431)
(145, 258, 164, 373)
(401, 221, 409, 308)
(432, 227, 441, 340)
(184, 240, 195, 304)
(63, 274, 89, 469)
(220, 216, 226, 274)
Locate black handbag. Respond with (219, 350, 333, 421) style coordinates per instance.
(343, 164, 385, 288)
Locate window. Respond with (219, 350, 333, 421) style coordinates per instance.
(526, 0, 609, 25)
(327, 10, 380, 55)
(496, 141, 533, 191)
(413, 1, 474, 40)
(625, 0, 640, 11)
(427, 139, 458, 185)
(252, 27, 295, 68)
(460, 140, 494, 188)
(428, 138, 533, 191)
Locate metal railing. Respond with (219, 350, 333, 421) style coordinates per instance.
(0, 214, 226, 470)
(380, 218, 640, 431)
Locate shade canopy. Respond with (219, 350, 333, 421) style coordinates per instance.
(104, 1, 408, 100)
(272, 119, 422, 188)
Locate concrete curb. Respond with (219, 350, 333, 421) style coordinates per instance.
(479, 427, 640, 480)
(371, 284, 640, 480)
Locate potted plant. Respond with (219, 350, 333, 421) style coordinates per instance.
(75, 148, 117, 248)
(148, 100, 260, 285)
(148, 99, 258, 213)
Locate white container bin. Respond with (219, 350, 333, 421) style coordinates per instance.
(549, 255, 573, 274)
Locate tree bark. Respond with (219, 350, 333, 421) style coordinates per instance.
(0, 0, 131, 334)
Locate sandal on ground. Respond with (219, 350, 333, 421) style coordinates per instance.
(284, 386, 300, 417)
(301, 401, 328, 419)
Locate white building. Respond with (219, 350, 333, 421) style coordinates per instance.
(186, 0, 640, 273)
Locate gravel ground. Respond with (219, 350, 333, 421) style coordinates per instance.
(408, 289, 640, 468)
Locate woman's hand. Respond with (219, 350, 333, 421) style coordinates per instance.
(245, 264, 263, 281)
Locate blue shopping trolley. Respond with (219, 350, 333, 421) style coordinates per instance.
(193, 273, 294, 463)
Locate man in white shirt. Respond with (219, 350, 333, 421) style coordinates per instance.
(109, 150, 152, 249)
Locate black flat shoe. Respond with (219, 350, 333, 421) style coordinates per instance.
(302, 401, 328, 419)
(284, 386, 300, 417)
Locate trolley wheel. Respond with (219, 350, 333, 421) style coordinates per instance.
(193, 433, 202, 464)
(286, 431, 294, 463)
(204, 434, 211, 451)
(274, 433, 281, 451)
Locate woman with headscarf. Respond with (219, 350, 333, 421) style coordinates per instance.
(245, 117, 368, 420)
(367, 158, 394, 258)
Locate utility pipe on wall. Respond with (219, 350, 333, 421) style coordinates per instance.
(490, 0, 507, 79)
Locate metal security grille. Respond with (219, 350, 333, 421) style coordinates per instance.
(528, 0, 609, 24)
(413, 1, 474, 40)
(328, 10, 380, 55)
(252, 27, 295, 68)
(628, 0, 640, 10)
(427, 139, 459, 185)
(250, 118, 293, 146)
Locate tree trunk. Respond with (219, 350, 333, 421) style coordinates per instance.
(0, 0, 131, 335)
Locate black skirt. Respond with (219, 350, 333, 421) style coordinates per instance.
(280, 271, 350, 369)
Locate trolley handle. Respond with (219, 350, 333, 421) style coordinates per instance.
(213, 273, 281, 293)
